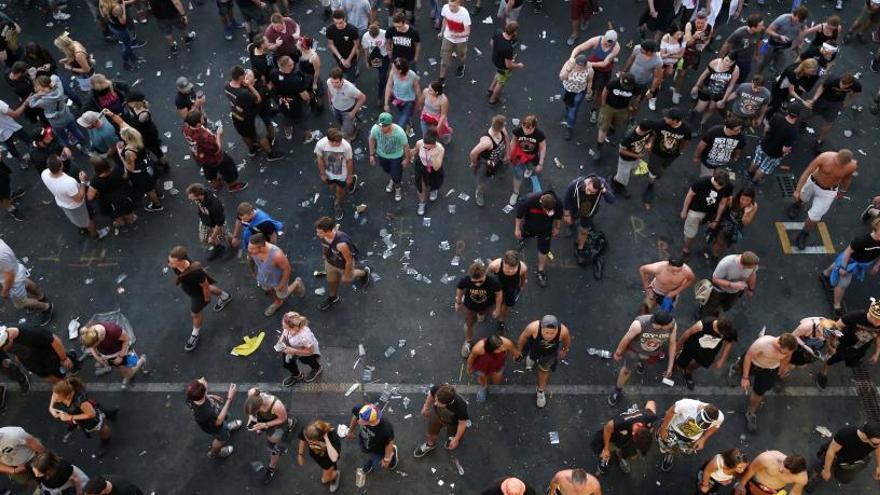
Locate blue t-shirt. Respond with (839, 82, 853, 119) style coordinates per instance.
(88, 116, 119, 154)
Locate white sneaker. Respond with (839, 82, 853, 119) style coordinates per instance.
(53, 11, 71, 20)
(536, 390, 546, 408)
(385, 179, 394, 193)
(394, 188, 402, 202)
(648, 97, 657, 111)
(523, 167, 533, 178)
(508, 193, 519, 206)
(429, 190, 438, 201)
(525, 355, 534, 371)
(417, 202, 425, 216)
(671, 91, 681, 105)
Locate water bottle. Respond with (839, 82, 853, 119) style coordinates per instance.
(384, 346, 396, 358)
(355, 467, 366, 487)
(587, 347, 612, 359)
(379, 383, 391, 403)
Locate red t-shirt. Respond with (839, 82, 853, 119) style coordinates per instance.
(97, 322, 124, 356)
(264, 18, 300, 58)
(182, 125, 223, 166)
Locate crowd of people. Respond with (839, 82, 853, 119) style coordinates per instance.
(0, 0, 878, 493)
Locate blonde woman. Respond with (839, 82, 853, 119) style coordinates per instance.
(123, 91, 169, 173)
(48, 378, 116, 446)
(87, 74, 129, 114)
(277, 311, 322, 387)
(296, 420, 341, 491)
(105, 110, 164, 212)
(80, 321, 147, 388)
(244, 387, 293, 484)
(99, 0, 145, 71)
(53, 33, 93, 92)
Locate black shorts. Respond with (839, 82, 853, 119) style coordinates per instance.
(530, 351, 558, 372)
(0, 163, 10, 199)
(311, 451, 340, 471)
(232, 115, 258, 141)
(827, 345, 869, 367)
(522, 230, 552, 254)
(280, 102, 308, 125)
(577, 215, 594, 231)
(202, 154, 239, 184)
(191, 296, 210, 314)
(812, 99, 843, 123)
(129, 169, 157, 194)
(647, 153, 676, 178)
(790, 346, 817, 366)
(750, 363, 778, 396)
(698, 90, 725, 102)
(675, 345, 718, 369)
(502, 287, 519, 307)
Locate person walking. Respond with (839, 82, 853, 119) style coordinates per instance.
(514, 190, 561, 288)
(185, 183, 230, 261)
(437, 0, 470, 81)
(79, 321, 147, 388)
(455, 260, 502, 358)
(656, 399, 724, 472)
(247, 234, 306, 317)
(410, 130, 444, 217)
(515, 315, 572, 408)
(468, 115, 508, 207)
(608, 310, 677, 406)
(182, 111, 248, 195)
(185, 378, 242, 459)
(0, 325, 78, 385)
(0, 240, 53, 326)
(383, 58, 420, 133)
(487, 250, 527, 331)
(244, 387, 295, 484)
(276, 311, 322, 386)
(806, 422, 880, 491)
(48, 378, 116, 449)
(466, 334, 520, 402)
(346, 403, 398, 475)
(42, 157, 103, 238)
(733, 332, 798, 433)
(314, 127, 356, 221)
(296, 420, 341, 492)
(675, 317, 736, 390)
(592, 401, 657, 474)
(488, 22, 524, 105)
(559, 54, 593, 141)
(326, 67, 367, 140)
(698, 251, 759, 318)
(413, 384, 469, 456)
(167, 246, 234, 352)
(314, 216, 371, 310)
(369, 112, 411, 201)
(697, 448, 749, 494)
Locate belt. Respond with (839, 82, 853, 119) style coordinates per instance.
(809, 175, 838, 191)
(747, 479, 781, 495)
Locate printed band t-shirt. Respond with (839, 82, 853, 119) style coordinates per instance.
(699, 126, 746, 168)
(457, 274, 501, 311)
(314, 137, 353, 181)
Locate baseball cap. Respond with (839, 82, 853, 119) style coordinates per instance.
(786, 100, 804, 116)
(358, 403, 382, 423)
(378, 112, 393, 126)
(603, 30, 618, 43)
(575, 54, 588, 66)
(664, 107, 683, 121)
(0, 326, 8, 348)
(125, 90, 146, 103)
(76, 110, 101, 128)
(176, 76, 193, 92)
(652, 310, 674, 326)
(863, 421, 880, 439)
(541, 314, 559, 329)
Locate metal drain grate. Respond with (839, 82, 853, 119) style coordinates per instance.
(776, 174, 796, 198)
(852, 365, 880, 422)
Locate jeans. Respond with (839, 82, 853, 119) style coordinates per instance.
(564, 90, 586, 129)
(378, 156, 404, 184)
(393, 100, 415, 128)
(52, 120, 88, 147)
(108, 24, 137, 67)
(428, 0, 441, 19)
(375, 56, 390, 98)
(332, 106, 357, 138)
(337, 58, 359, 81)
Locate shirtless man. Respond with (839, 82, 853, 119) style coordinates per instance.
(548, 468, 601, 495)
(488, 251, 528, 333)
(638, 257, 695, 314)
(733, 333, 797, 433)
(735, 451, 808, 495)
(789, 150, 858, 250)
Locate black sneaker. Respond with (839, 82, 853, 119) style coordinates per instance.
(575, 249, 589, 266)
(207, 244, 226, 261)
(7, 208, 23, 222)
(17, 372, 29, 394)
(184, 32, 196, 44)
(213, 294, 232, 312)
(262, 467, 276, 485)
(0, 385, 6, 410)
(872, 57, 880, 73)
(635, 362, 645, 375)
(169, 41, 179, 54)
(388, 445, 399, 469)
(535, 270, 548, 288)
(304, 366, 322, 382)
(564, 126, 573, 141)
(10, 189, 25, 202)
(184, 334, 199, 352)
(660, 454, 674, 472)
(132, 39, 147, 49)
(589, 109, 598, 124)
(266, 151, 284, 162)
(347, 174, 359, 194)
(282, 373, 304, 387)
(144, 202, 164, 212)
(607, 388, 621, 406)
(39, 303, 54, 327)
(362, 458, 375, 474)
(795, 230, 809, 250)
(596, 458, 609, 475)
(318, 296, 340, 311)
(684, 372, 695, 390)
(455, 64, 466, 78)
(816, 373, 828, 389)
(247, 147, 259, 157)
(496, 320, 505, 334)
(360, 266, 372, 288)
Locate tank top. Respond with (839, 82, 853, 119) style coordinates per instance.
(709, 454, 735, 482)
(322, 231, 357, 269)
(124, 145, 148, 173)
(107, 8, 126, 30)
(531, 321, 561, 357)
(587, 37, 615, 73)
(562, 66, 590, 93)
(298, 51, 317, 77)
(417, 143, 443, 170)
(256, 395, 279, 423)
(660, 37, 685, 65)
(473, 348, 507, 374)
(392, 70, 418, 102)
(496, 261, 521, 291)
(52, 392, 101, 430)
(705, 63, 734, 96)
(810, 23, 840, 48)
(628, 314, 672, 355)
(479, 131, 506, 162)
(254, 245, 283, 288)
(421, 93, 442, 117)
(71, 50, 94, 77)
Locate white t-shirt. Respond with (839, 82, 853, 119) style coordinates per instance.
(441, 4, 471, 44)
(669, 399, 724, 440)
(0, 100, 23, 142)
(313, 137, 353, 181)
(41, 169, 83, 210)
(0, 426, 35, 467)
(326, 79, 363, 111)
(361, 29, 389, 58)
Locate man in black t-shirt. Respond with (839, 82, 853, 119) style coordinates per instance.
(326, 10, 361, 80)
(693, 119, 745, 177)
(84, 474, 145, 494)
(592, 401, 657, 474)
(455, 260, 502, 358)
(643, 107, 691, 209)
(0, 325, 78, 385)
(806, 422, 880, 490)
(719, 14, 765, 80)
(175, 76, 205, 121)
(185, 183, 229, 260)
(488, 22, 523, 105)
(268, 56, 313, 141)
(184, 378, 241, 459)
(515, 190, 562, 288)
(681, 169, 733, 259)
(346, 403, 398, 474)
(385, 12, 421, 67)
(820, 218, 880, 316)
(149, 0, 196, 55)
(816, 303, 880, 388)
(805, 72, 862, 152)
(611, 120, 655, 198)
(413, 384, 469, 457)
(224, 66, 282, 161)
(749, 101, 799, 184)
(167, 246, 233, 352)
(674, 317, 736, 389)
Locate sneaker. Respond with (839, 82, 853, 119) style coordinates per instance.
(94, 365, 113, 376)
(536, 389, 546, 408)
(671, 91, 681, 105)
(266, 151, 284, 162)
(209, 445, 234, 458)
(334, 205, 344, 221)
(727, 361, 741, 387)
(597, 459, 609, 475)
(388, 445, 399, 469)
(413, 442, 438, 458)
(169, 42, 179, 54)
(417, 202, 425, 216)
(795, 230, 809, 250)
(456, 64, 466, 78)
(184, 334, 199, 352)
(684, 372, 695, 390)
(284, 127, 293, 140)
(564, 127, 573, 141)
(508, 193, 519, 206)
(282, 373, 304, 387)
(131, 39, 147, 49)
(476, 386, 487, 402)
(329, 472, 340, 492)
(7, 208, 23, 222)
(589, 109, 598, 124)
(535, 270, 548, 288)
(213, 294, 232, 312)
(496, 320, 505, 334)
(144, 202, 164, 212)
(460, 340, 472, 358)
(660, 453, 675, 472)
(475, 189, 485, 207)
(184, 32, 196, 45)
(385, 179, 394, 193)
(835, 0, 843, 9)
(264, 301, 283, 317)
(10, 189, 25, 202)
(429, 189, 439, 201)
(223, 25, 233, 40)
(476, 312, 485, 322)
(228, 181, 248, 193)
(816, 373, 828, 389)
(746, 412, 758, 433)
(359, 266, 372, 288)
(227, 419, 243, 431)
(17, 372, 29, 394)
(318, 296, 340, 311)
(575, 249, 589, 266)
(52, 11, 71, 20)
(635, 362, 645, 375)
(523, 167, 533, 178)
(347, 174, 358, 194)
(248, 147, 259, 157)
(607, 388, 621, 406)
(362, 458, 375, 474)
(648, 97, 657, 111)
(619, 457, 631, 473)
(525, 355, 534, 371)
(262, 467, 276, 485)
(39, 303, 54, 327)
(207, 244, 227, 261)
(566, 35, 577, 46)
(394, 188, 402, 202)
(304, 366, 322, 382)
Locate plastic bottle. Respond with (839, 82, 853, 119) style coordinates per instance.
(355, 468, 366, 487)
(587, 347, 612, 359)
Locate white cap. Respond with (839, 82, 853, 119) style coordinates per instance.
(604, 30, 618, 43)
(0, 326, 8, 348)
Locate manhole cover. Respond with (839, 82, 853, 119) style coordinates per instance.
(776, 174, 796, 198)
(852, 365, 880, 422)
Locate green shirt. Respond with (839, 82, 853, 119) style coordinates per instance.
(370, 124, 408, 159)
